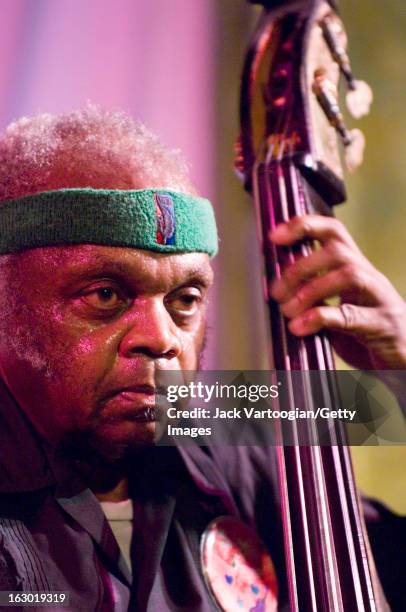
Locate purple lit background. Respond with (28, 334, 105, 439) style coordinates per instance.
(0, 0, 215, 199)
(0, 0, 219, 362)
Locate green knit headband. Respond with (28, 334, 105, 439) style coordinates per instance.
(0, 188, 218, 257)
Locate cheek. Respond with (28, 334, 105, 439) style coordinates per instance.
(43, 325, 121, 399)
(0, 310, 121, 436)
(178, 321, 206, 370)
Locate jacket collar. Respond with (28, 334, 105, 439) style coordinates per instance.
(0, 379, 56, 493)
(0, 380, 244, 597)
(0, 379, 237, 512)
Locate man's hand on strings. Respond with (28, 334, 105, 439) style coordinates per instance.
(269, 214, 406, 371)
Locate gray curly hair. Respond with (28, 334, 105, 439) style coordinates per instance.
(0, 104, 196, 202)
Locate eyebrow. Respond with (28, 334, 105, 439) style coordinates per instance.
(62, 258, 213, 291)
(175, 267, 213, 288)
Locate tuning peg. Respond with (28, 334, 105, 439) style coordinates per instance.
(346, 80, 373, 119)
(312, 69, 350, 141)
(344, 128, 365, 172)
(321, 15, 373, 118)
(312, 70, 366, 170)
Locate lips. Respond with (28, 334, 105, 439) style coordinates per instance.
(103, 384, 155, 399)
(100, 384, 161, 424)
(102, 404, 159, 423)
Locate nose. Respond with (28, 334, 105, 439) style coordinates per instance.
(119, 298, 182, 360)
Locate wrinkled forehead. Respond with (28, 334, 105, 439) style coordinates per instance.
(8, 244, 214, 293)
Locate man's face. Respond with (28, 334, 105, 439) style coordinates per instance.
(0, 245, 213, 460)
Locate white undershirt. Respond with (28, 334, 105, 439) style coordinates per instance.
(100, 499, 134, 575)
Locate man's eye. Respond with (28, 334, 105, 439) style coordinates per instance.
(81, 286, 125, 310)
(167, 290, 203, 316)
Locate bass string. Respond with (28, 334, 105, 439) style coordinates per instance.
(257, 107, 322, 606)
(287, 160, 339, 443)
(288, 151, 373, 607)
(247, 7, 379, 609)
(255, 163, 314, 609)
(280, 151, 345, 609)
(255, 32, 345, 605)
(267, 56, 333, 605)
(251, 106, 308, 609)
(274, 78, 351, 603)
(273, 160, 333, 608)
(311, 235, 374, 604)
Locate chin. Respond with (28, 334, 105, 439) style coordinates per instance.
(61, 420, 157, 464)
(101, 423, 157, 462)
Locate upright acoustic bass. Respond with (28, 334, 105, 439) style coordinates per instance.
(236, 1, 389, 609)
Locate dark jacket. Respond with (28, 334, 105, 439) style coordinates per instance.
(0, 380, 404, 611)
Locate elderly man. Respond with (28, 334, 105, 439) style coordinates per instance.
(0, 106, 404, 611)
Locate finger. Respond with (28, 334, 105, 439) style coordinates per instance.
(270, 215, 360, 250)
(270, 246, 353, 302)
(287, 303, 382, 337)
(279, 265, 385, 317)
